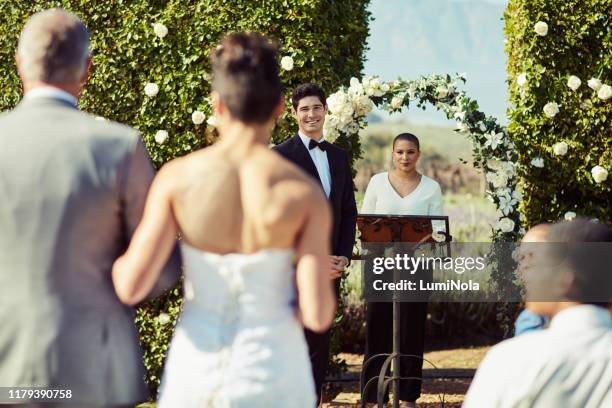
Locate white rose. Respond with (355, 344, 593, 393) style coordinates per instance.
(492, 173, 509, 189)
(353, 94, 372, 116)
(591, 165, 608, 183)
(530, 157, 545, 168)
(206, 115, 218, 127)
(516, 73, 527, 87)
(436, 86, 449, 99)
(496, 217, 516, 233)
(564, 211, 577, 221)
(153, 23, 168, 39)
(327, 91, 350, 115)
(349, 77, 364, 95)
(587, 78, 602, 91)
(543, 102, 559, 118)
(597, 84, 612, 101)
(552, 141, 568, 156)
(158, 313, 171, 325)
(390, 96, 403, 110)
(280, 56, 294, 71)
(534, 21, 548, 36)
(191, 110, 205, 125)
(381, 83, 390, 93)
(154, 130, 168, 144)
(567, 75, 581, 91)
(144, 82, 159, 97)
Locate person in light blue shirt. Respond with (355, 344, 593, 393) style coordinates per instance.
(514, 223, 551, 336)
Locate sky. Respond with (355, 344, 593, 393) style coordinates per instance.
(363, 0, 510, 125)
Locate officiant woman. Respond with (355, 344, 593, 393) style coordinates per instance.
(360, 132, 444, 407)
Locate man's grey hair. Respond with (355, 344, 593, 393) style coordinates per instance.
(17, 9, 90, 84)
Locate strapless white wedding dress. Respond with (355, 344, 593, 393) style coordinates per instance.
(157, 243, 316, 408)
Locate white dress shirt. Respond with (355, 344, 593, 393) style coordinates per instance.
(464, 305, 612, 408)
(299, 131, 331, 198)
(24, 86, 78, 107)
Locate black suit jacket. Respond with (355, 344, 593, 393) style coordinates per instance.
(273, 134, 357, 261)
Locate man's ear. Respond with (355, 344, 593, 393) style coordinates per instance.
(79, 55, 93, 87)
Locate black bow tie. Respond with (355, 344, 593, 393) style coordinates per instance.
(308, 139, 328, 151)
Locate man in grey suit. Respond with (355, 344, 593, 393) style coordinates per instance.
(0, 9, 181, 407)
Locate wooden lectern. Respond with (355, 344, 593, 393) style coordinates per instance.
(356, 214, 451, 408)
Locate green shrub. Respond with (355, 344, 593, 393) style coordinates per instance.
(505, 0, 611, 226)
(0, 0, 370, 397)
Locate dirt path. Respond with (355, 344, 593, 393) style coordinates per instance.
(322, 347, 489, 407)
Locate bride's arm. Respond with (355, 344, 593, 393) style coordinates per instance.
(112, 163, 179, 306)
(295, 190, 337, 333)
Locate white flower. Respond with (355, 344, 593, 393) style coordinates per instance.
(94, 116, 106, 121)
(155, 130, 168, 144)
(564, 211, 577, 221)
(363, 77, 385, 97)
(435, 85, 449, 99)
(512, 188, 523, 201)
(144, 82, 159, 97)
(381, 83, 390, 93)
(496, 217, 516, 233)
(153, 23, 168, 39)
(484, 131, 504, 150)
(191, 110, 205, 125)
(580, 99, 593, 110)
(552, 141, 568, 156)
(487, 159, 502, 171)
(531, 157, 545, 168)
(587, 78, 602, 91)
(567, 75, 581, 91)
(543, 102, 559, 118)
(591, 165, 608, 183)
(348, 77, 364, 95)
(206, 115, 218, 127)
(327, 91, 351, 115)
(487, 172, 509, 189)
(534, 21, 548, 36)
(158, 313, 171, 325)
(352, 94, 372, 116)
(597, 84, 612, 101)
(390, 96, 404, 110)
(516, 73, 527, 87)
(498, 195, 514, 215)
(280, 56, 294, 71)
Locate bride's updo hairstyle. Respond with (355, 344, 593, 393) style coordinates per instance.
(211, 33, 283, 124)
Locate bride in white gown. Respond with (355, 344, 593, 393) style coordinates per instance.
(111, 33, 337, 407)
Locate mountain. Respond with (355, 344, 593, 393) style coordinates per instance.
(364, 0, 509, 124)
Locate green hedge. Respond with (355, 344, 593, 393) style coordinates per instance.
(505, 0, 611, 226)
(0, 0, 370, 397)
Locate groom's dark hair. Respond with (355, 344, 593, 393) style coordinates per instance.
(291, 83, 326, 109)
(211, 32, 283, 123)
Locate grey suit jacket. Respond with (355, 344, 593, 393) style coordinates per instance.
(0, 97, 181, 405)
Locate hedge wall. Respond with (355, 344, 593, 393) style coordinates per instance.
(0, 0, 371, 396)
(504, 0, 611, 226)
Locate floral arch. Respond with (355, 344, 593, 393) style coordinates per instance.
(323, 74, 523, 242)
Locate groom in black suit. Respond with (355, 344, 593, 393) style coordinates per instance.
(274, 83, 357, 405)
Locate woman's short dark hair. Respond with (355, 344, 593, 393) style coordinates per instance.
(211, 32, 283, 124)
(393, 133, 420, 150)
(291, 83, 326, 109)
